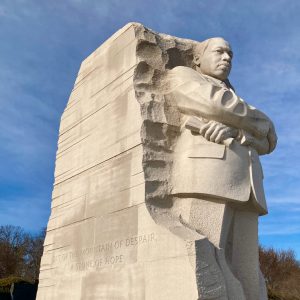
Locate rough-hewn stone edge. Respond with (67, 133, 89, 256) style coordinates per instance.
(132, 23, 199, 206)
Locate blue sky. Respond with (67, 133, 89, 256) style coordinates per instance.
(0, 0, 299, 258)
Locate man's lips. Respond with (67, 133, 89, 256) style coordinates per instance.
(218, 63, 231, 69)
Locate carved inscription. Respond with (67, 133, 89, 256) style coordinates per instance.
(53, 233, 156, 272)
(70, 255, 125, 271)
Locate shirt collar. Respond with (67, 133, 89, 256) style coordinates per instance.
(201, 74, 235, 91)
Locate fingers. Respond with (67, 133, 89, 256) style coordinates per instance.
(205, 122, 218, 141)
(217, 128, 238, 143)
(200, 120, 221, 141)
(199, 120, 238, 144)
(199, 121, 213, 136)
(211, 126, 225, 142)
(214, 127, 232, 143)
(203, 121, 227, 143)
(215, 128, 228, 144)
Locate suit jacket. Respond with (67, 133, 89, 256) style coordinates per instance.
(165, 66, 274, 215)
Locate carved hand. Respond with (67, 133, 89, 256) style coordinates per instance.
(199, 120, 238, 144)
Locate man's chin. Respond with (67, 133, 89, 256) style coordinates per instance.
(204, 70, 229, 81)
(214, 70, 229, 81)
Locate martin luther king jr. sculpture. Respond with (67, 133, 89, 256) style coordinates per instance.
(37, 24, 277, 300)
(137, 36, 277, 299)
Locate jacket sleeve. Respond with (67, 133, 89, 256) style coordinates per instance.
(166, 67, 277, 153)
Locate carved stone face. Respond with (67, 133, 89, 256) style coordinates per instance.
(196, 38, 233, 81)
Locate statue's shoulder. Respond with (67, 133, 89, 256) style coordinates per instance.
(168, 66, 205, 86)
(170, 66, 201, 77)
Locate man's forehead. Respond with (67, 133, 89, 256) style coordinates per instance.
(208, 38, 231, 50)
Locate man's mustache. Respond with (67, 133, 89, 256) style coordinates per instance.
(218, 63, 231, 69)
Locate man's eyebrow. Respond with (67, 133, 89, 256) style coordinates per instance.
(213, 46, 233, 55)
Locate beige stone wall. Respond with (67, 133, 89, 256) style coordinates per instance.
(37, 23, 198, 300)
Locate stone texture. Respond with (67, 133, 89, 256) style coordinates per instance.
(37, 23, 276, 300)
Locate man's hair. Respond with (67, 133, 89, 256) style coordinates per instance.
(193, 39, 211, 60)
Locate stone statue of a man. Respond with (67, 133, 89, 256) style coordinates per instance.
(156, 37, 277, 300)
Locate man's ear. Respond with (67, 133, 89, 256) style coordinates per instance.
(193, 55, 201, 67)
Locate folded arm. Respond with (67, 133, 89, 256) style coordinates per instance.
(167, 67, 277, 154)
(185, 117, 274, 155)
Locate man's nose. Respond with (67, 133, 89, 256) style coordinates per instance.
(222, 52, 231, 62)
